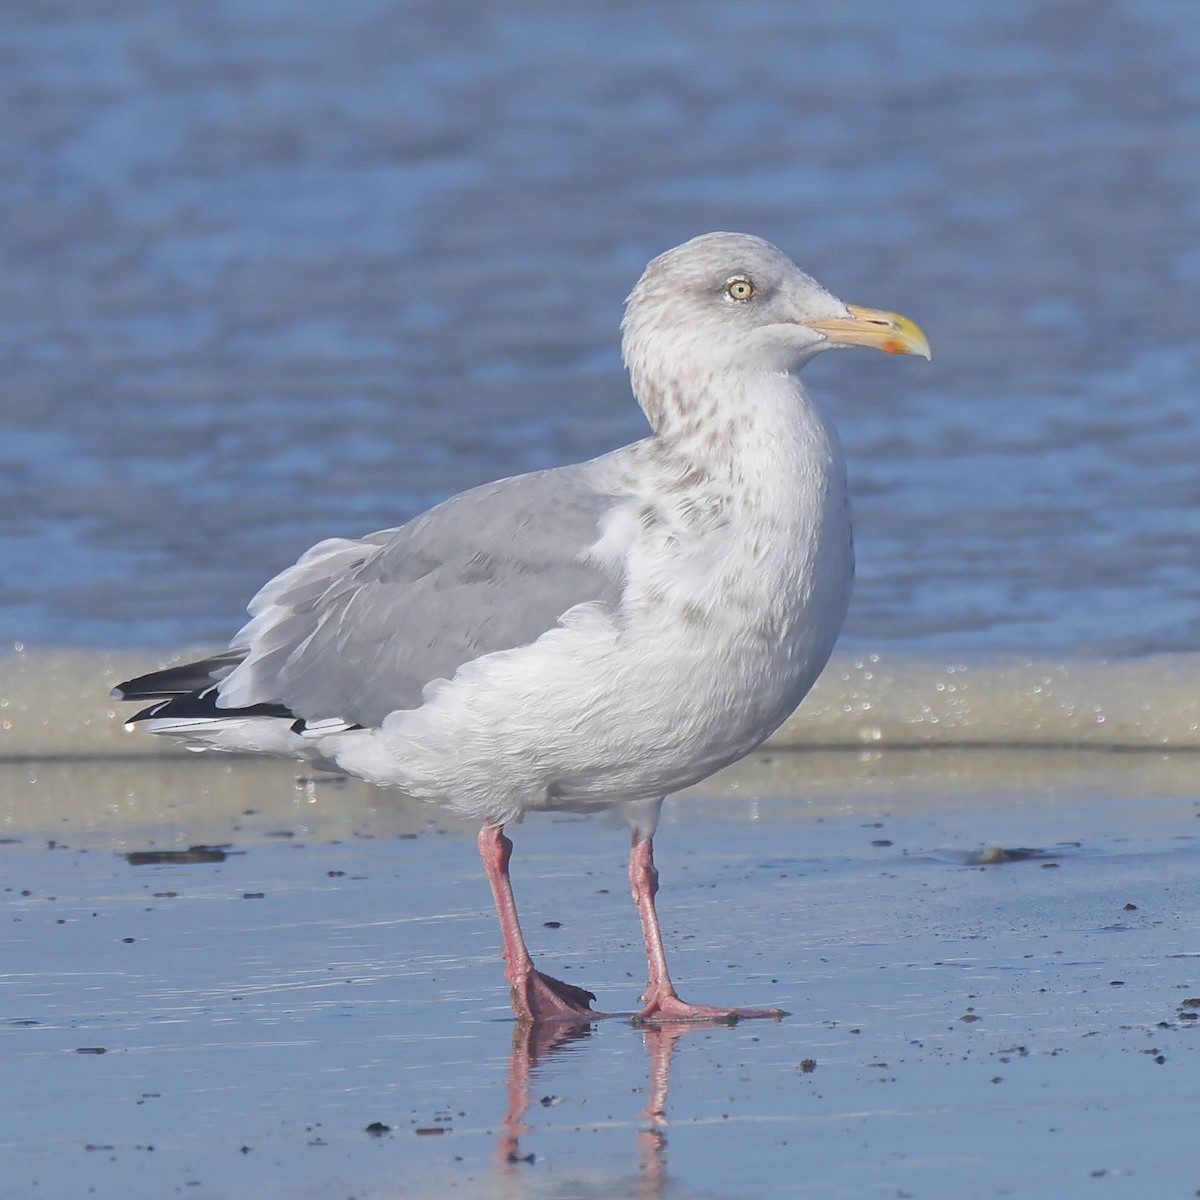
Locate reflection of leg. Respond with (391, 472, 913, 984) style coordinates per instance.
(628, 829, 787, 1023)
(635, 1022, 690, 1198)
(495, 1021, 594, 1174)
(640, 1022, 685, 1126)
(478, 823, 601, 1021)
(495, 1021, 534, 1169)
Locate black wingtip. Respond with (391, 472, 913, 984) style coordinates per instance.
(127, 693, 296, 725)
(109, 650, 246, 702)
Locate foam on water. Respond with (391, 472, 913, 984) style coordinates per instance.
(4, 648, 1199, 762)
(782, 651, 1200, 749)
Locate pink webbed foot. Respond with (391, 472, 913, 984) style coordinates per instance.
(634, 984, 788, 1026)
(510, 968, 604, 1023)
(478, 824, 607, 1023)
(626, 829, 787, 1026)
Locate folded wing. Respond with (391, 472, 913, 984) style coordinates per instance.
(115, 462, 627, 731)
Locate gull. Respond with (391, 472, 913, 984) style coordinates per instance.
(112, 232, 930, 1023)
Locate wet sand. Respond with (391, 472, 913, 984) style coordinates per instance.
(3, 736, 1198, 1199)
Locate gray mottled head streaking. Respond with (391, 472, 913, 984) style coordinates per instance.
(621, 232, 929, 432)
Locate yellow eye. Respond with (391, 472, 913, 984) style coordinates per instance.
(725, 277, 755, 301)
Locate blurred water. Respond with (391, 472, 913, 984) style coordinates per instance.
(1, 0, 1198, 655)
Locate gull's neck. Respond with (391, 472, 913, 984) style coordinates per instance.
(616, 359, 852, 666)
(634, 365, 837, 486)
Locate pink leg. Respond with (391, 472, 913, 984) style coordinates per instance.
(629, 829, 787, 1024)
(478, 823, 601, 1022)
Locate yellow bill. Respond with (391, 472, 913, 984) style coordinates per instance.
(805, 304, 931, 360)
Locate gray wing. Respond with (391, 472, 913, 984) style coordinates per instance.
(216, 461, 626, 728)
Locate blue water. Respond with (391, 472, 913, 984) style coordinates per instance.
(2, 0, 1198, 655)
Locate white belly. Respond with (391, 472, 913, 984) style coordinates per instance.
(331, 477, 853, 823)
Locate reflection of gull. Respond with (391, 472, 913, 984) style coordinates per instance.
(495, 1016, 701, 1200)
(635, 1024, 689, 1198)
(495, 1020, 593, 1173)
(111, 233, 929, 1022)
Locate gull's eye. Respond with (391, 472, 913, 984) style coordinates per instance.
(725, 277, 755, 302)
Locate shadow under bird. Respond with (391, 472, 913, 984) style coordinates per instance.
(112, 232, 930, 1023)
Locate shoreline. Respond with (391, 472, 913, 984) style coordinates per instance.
(2, 646, 1199, 762)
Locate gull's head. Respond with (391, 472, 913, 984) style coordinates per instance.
(622, 232, 929, 417)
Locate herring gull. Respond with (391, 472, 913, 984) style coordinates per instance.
(111, 232, 930, 1023)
